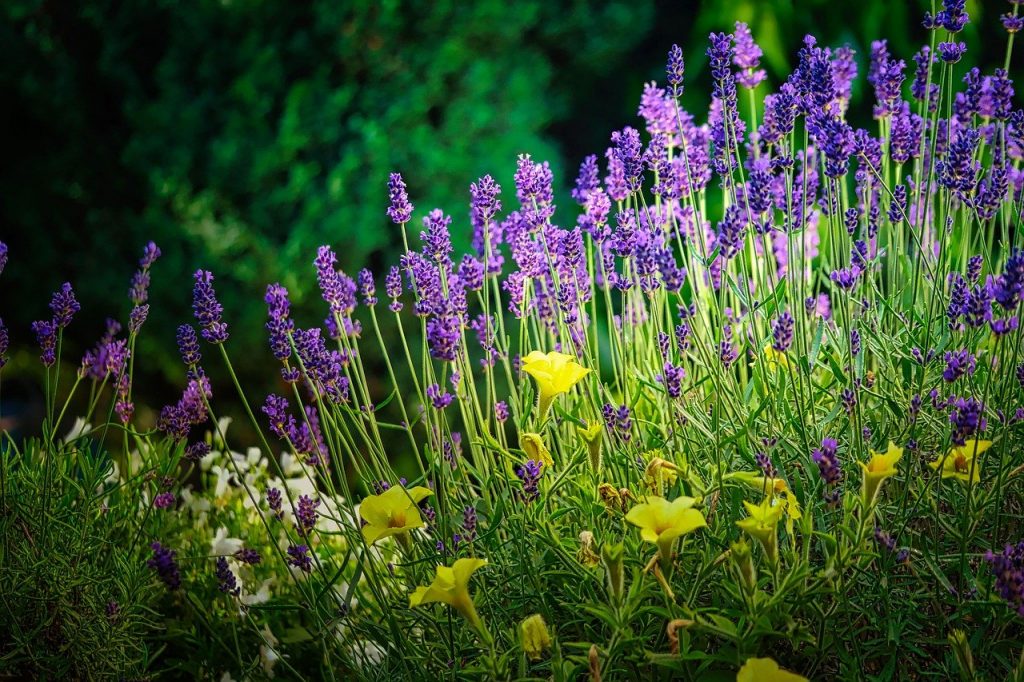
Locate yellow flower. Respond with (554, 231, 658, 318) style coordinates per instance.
(736, 497, 785, 565)
(725, 471, 789, 495)
(521, 350, 592, 421)
(521, 432, 554, 468)
(359, 485, 433, 546)
(929, 440, 992, 484)
(409, 557, 488, 635)
(764, 345, 790, 371)
(644, 455, 681, 493)
(520, 614, 552, 661)
(859, 441, 904, 507)
(577, 530, 600, 567)
(737, 657, 807, 682)
(577, 422, 604, 473)
(625, 495, 706, 566)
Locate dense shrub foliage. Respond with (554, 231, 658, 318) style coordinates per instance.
(3, 1, 1024, 679)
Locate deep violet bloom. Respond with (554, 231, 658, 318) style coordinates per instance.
(148, 542, 181, 591)
(386, 172, 414, 224)
(192, 270, 229, 344)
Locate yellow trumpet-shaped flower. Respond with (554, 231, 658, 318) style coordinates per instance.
(521, 350, 592, 421)
(737, 657, 808, 682)
(929, 440, 993, 484)
(359, 485, 433, 546)
(725, 470, 789, 496)
(409, 557, 488, 635)
(625, 495, 706, 567)
(736, 497, 785, 565)
(859, 441, 904, 507)
(577, 422, 604, 473)
(520, 432, 554, 468)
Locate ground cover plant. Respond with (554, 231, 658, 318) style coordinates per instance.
(3, 0, 1024, 679)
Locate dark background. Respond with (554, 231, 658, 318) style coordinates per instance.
(0, 0, 1003, 437)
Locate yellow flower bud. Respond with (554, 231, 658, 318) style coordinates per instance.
(519, 614, 552, 661)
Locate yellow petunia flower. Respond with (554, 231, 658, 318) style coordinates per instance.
(625, 495, 707, 567)
(929, 440, 993, 484)
(521, 432, 554, 468)
(859, 441, 904, 507)
(521, 350, 592, 421)
(737, 657, 808, 682)
(359, 485, 433, 546)
(736, 497, 785, 565)
(409, 557, 488, 635)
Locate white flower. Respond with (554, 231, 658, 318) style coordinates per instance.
(259, 625, 280, 678)
(240, 578, 274, 607)
(64, 417, 92, 443)
(211, 464, 234, 499)
(211, 527, 243, 556)
(350, 639, 386, 668)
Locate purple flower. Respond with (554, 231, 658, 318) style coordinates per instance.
(991, 316, 1019, 337)
(949, 396, 986, 446)
(176, 324, 202, 369)
(263, 394, 292, 439)
(192, 270, 229, 344)
(666, 44, 685, 98)
(31, 319, 57, 367)
(154, 492, 176, 510)
(421, 209, 454, 265)
(772, 311, 794, 353)
(294, 495, 320, 537)
(755, 451, 777, 479)
(733, 22, 766, 89)
(603, 403, 633, 443)
(462, 506, 478, 543)
(426, 314, 461, 362)
(47, 282, 80, 329)
(0, 241, 7, 275)
(427, 383, 454, 409)
(386, 172, 414, 224)
(985, 541, 1024, 617)
(611, 127, 644, 194)
(515, 460, 543, 503)
(128, 242, 161, 305)
(184, 441, 210, 462)
(235, 548, 262, 565)
(812, 437, 843, 503)
(0, 318, 8, 369)
(715, 205, 746, 259)
(1003, 13, 1024, 33)
(215, 556, 239, 595)
(850, 327, 861, 356)
(720, 324, 738, 368)
(657, 362, 686, 398)
(148, 542, 181, 591)
(831, 267, 861, 291)
(938, 127, 980, 199)
(937, 0, 969, 33)
(385, 265, 403, 312)
(265, 283, 294, 361)
(841, 388, 857, 413)
(938, 41, 967, 64)
(267, 487, 283, 520)
(495, 401, 509, 422)
(314, 247, 356, 317)
(571, 156, 600, 205)
(287, 544, 313, 573)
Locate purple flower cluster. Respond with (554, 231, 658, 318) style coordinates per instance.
(987, 540, 1024, 616)
(215, 557, 240, 596)
(515, 460, 543, 503)
(812, 437, 842, 504)
(148, 542, 181, 591)
(157, 376, 212, 441)
(294, 495, 320, 537)
(192, 270, 229, 344)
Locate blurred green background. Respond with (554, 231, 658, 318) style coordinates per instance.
(0, 0, 1002, 433)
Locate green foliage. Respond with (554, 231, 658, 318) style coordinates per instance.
(0, 438, 158, 678)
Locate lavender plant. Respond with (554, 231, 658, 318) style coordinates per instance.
(4, 1, 1024, 679)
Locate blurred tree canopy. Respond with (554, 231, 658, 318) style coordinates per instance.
(0, 0, 1003, 413)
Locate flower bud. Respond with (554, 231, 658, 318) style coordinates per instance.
(601, 542, 625, 605)
(576, 422, 603, 473)
(520, 614, 552, 661)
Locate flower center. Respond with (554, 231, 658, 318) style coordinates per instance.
(954, 453, 969, 474)
(388, 510, 408, 528)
